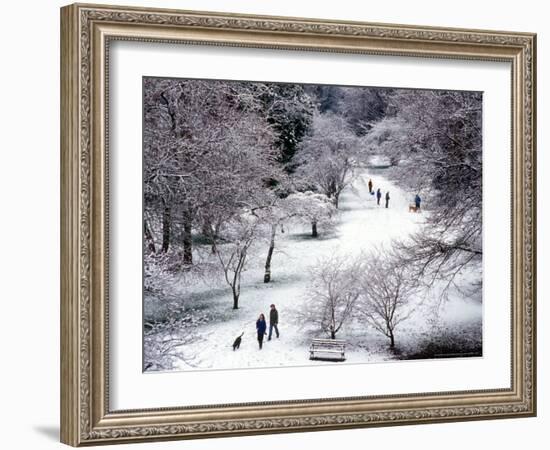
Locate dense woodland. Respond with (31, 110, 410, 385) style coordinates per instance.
(143, 77, 482, 370)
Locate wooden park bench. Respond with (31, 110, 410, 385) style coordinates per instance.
(309, 338, 346, 362)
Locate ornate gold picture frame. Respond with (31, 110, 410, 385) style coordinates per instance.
(60, 3, 536, 446)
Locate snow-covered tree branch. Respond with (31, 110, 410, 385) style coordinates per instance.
(301, 255, 361, 339)
(295, 113, 360, 208)
(355, 250, 420, 349)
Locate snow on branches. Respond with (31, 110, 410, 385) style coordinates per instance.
(301, 255, 362, 339)
(296, 113, 360, 208)
(302, 250, 421, 348)
(285, 191, 337, 237)
(365, 89, 483, 293)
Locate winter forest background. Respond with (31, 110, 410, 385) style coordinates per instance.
(143, 77, 483, 372)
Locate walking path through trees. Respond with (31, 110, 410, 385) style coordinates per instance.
(162, 168, 443, 371)
(143, 80, 484, 372)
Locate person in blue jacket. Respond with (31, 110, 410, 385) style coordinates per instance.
(415, 194, 421, 210)
(256, 313, 267, 349)
(376, 188, 382, 206)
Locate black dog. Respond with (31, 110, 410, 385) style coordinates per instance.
(232, 332, 244, 351)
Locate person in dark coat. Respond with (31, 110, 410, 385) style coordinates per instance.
(376, 188, 382, 205)
(368, 178, 373, 194)
(415, 194, 421, 210)
(256, 313, 267, 349)
(268, 304, 279, 341)
(385, 191, 390, 208)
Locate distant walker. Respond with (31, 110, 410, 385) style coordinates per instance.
(409, 194, 422, 212)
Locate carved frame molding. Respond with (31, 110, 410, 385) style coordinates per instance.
(61, 3, 536, 446)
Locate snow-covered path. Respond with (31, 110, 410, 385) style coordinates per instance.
(165, 168, 433, 371)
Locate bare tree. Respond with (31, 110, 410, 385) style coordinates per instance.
(258, 189, 338, 283)
(362, 117, 409, 167)
(143, 322, 200, 371)
(143, 78, 282, 268)
(296, 113, 359, 208)
(365, 89, 483, 292)
(252, 196, 292, 284)
(302, 255, 360, 339)
(215, 214, 262, 309)
(355, 251, 419, 348)
(285, 191, 336, 238)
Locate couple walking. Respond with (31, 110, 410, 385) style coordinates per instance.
(255, 304, 280, 350)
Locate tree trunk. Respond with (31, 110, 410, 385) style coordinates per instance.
(211, 222, 221, 254)
(328, 180, 337, 200)
(232, 286, 239, 309)
(161, 204, 171, 253)
(389, 331, 395, 348)
(329, 322, 336, 339)
(144, 219, 156, 253)
(232, 256, 244, 309)
(264, 224, 277, 283)
(311, 220, 318, 238)
(334, 193, 339, 209)
(202, 221, 217, 254)
(183, 213, 193, 267)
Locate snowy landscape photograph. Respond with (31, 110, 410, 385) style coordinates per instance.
(142, 77, 483, 372)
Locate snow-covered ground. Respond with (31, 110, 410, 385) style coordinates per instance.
(145, 169, 482, 372)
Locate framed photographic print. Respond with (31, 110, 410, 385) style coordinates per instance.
(60, 3, 537, 446)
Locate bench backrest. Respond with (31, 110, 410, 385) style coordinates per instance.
(311, 339, 346, 349)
